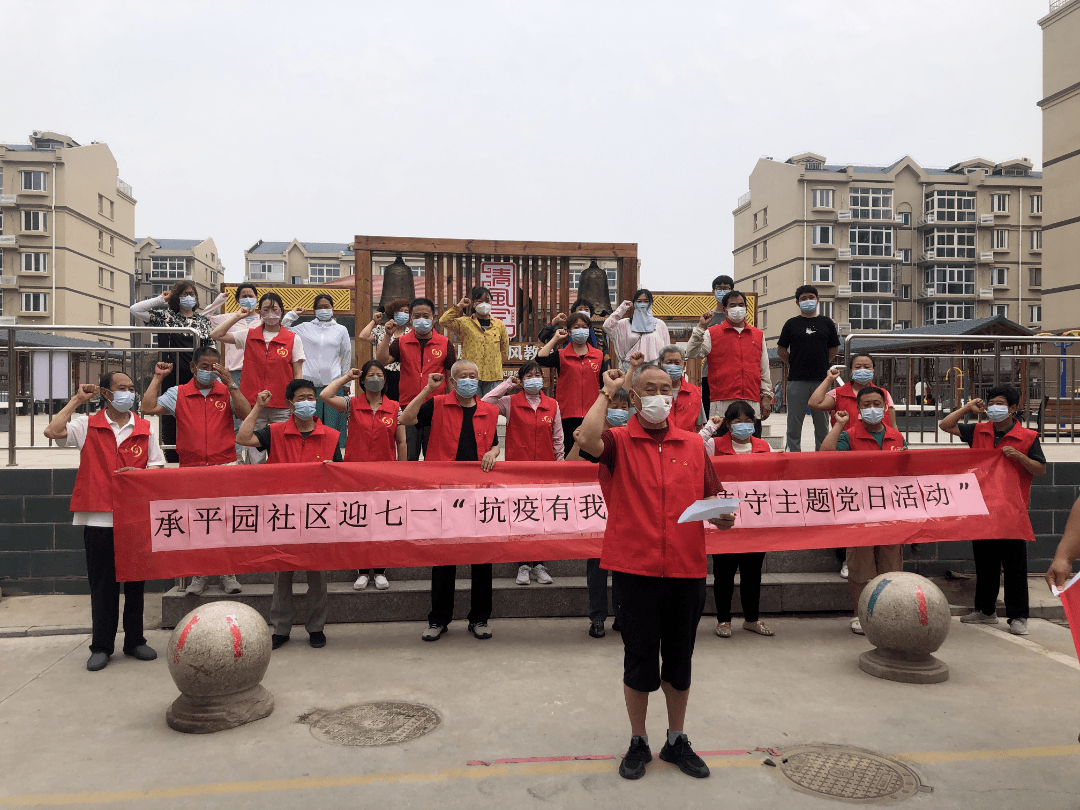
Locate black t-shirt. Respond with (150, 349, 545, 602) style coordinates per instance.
(778, 315, 840, 381)
(956, 422, 1046, 463)
(252, 425, 343, 462)
(415, 399, 499, 461)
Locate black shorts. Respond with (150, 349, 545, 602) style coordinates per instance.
(610, 571, 707, 693)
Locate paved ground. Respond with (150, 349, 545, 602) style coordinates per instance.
(2, 611, 1079, 808)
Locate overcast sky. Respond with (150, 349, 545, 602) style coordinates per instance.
(4, 0, 1048, 291)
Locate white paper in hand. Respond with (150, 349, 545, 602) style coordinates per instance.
(1051, 570, 1080, 597)
(678, 498, 742, 524)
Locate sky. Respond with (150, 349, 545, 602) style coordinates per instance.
(3, 0, 1048, 291)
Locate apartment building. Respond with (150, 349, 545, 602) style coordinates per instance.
(132, 237, 223, 347)
(0, 131, 136, 344)
(1038, 0, 1080, 333)
(733, 153, 1044, 345)
(244, 240, 355, 285)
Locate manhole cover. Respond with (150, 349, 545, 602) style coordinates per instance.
(301, 702, 440, 747)
(774, 744, 924, 804)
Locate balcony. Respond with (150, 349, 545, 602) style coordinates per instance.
(0, 195, 15, 207)
(116, 178, 133, 198)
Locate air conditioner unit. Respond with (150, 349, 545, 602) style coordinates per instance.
(0, 236, 16, 246)
(979, 252, 994, 262)
(980, 214, 994, 224)
(924, 213, 937, 225)
(837, 210, 852, 221)
(837, 286, 852, 297)
(838, 249, 852, 259)
(838, 323, 851, 334)
(0, 275, 16, 287)
(31, 130, 43, 139)
(979, 288, 994, 299)
(894, 214, 906, 224)
(923, 288, 936, 298)
(891, 323, 903, 331)
(920, 250, 936, 261)
(0, 316, 16, 326)
(0, 195, 15, 206)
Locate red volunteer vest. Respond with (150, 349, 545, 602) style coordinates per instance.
(671, 381, 703, 432)
(706, 321, 764, 402)
(174, 380, 236, 468)
(397, 330, 449, 407)
(344, 396, 399, 462)
(555, 343, 604, 419)
(842, 418, 905, 451)
(971, 420, 1038, 506)
(599, 419, 708, 578)
(239, 326, 296, 408)
(713, 433, 772, 455)
(830, 382, 891, 427)
(69, 410, 151, 513)
(266, 418, 340, 464)
(504, 391, 558, 461)
(424, 394, 499, 461)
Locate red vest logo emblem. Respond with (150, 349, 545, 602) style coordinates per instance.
(130, 445, 144, 457)
(430, 348, 443, 358)
(214, 400, 226, 410)
(588, 361, 598, 371)
(379, 415, 394, 426)
(276, 346, 289, 357)
(542, 415, 553, 423)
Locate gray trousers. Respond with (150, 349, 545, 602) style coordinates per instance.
(586, 558, 609, 622)
(270, 571, 328, 635)
(785, 380, 830, 452)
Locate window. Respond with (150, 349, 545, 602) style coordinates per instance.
(98, 267, 114, 290)
(900, 285, 911, 300)
(1029, 267, 1042, 287)
(21, 292, 48, 313)
(990, 193, 1009, 213)
(760, 309, 768, 328)
(925, 190, 976, 222)
(849, 226, 894, 257)
(98, 303, 114, 324)
(899, 248, 912, 265)
(989, 267, 1007, 287)
(1030, 305, 1042, 323)
(1030, 230, 1042, 250)
(924, 302, 974, 324)
(811, 264, 833, 283)
(109, 235, 114, 255)
(308, 263, 340, 283)
(98, 230, 104, 252)
(753, 207, 768, 230)
(150, 257, 187, 278)
(898, 212, 911, 227)
(752, 279, 757, 293)
(1030, 194, 1043, 214)
(849, 301, 893, 330)
(992, 305, 1009, 318)
(20, 171, 47, 192)
(929, 265, 975, 295)
(925, 227, 975, 259)
(813, 225, 833, 245)
(291, 275, 302, 285)
(20, 252, 47, 273)
(992, 229, 1009, 250)
(762, 275, 768, 294)
(98, 195, 114, 219)
(248, 260, 284, 281)
(762, 240, 768, 260)
(849, 188, 893, 220)
(752, 245, 758, 263)
(818, 301, 834, 319)
(811, 188, 834, 208)
(21, 211, 47, 232)
(849, 264, 893, 294)
(895, 321, 911, 330)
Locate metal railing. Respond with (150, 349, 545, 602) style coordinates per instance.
(3, 325, 202, 466)
(1050, 0, 1075, 12)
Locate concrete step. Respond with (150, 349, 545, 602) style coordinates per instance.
(160, 571, 853, 629)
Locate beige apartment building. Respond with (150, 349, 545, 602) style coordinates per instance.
(0, 131, 136, 345)
(132, 237, 224, 347)
(1038, 0, 1080, 333)
(733, 153, 1044, 345)
(244, 240, 355, 286)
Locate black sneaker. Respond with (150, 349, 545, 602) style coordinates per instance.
(309, 631, 326, 648)
(612, 618, 622, 633)
(659, 734, 710, 778)
(271, 634, 290, 650)
(619, 737, 652, 780)
(589, 619, 606, 639)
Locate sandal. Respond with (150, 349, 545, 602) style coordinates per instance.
(715, 622, 732, 638)
(743, 620, 774, 637)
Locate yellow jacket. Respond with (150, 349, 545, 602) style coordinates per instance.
(439, 308, 510, 381)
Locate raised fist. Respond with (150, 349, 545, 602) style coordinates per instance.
(834, 410, 850, 426)
(256, 390, 273, 407)
(373, 312, 384, 325)
(554, 329, 569, 342)
(628, 351, 645, 369)
(698, 311, 713, 329)
(427, 373, 445, 388)
(346, 368, 362, 381)
(154, 362, 173, 377)
(76, 384, 99, 403)
(553, 313, 568, 326)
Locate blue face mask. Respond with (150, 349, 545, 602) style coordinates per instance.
(730, 423, 756, 441)
(663, 364, 683, 382)
(799, 299, 818, 314)
(607, 408, 630, 426)
(413, 318, 432, 333)
(851, 369, 875, 385)
(315, 309, 333, 321)
(987, 404, 1011, 422)
(860, 407, 885, 425)
(195, 369, 217, 386)
(714, 290, 726, 302)
(455, 377, 479, 398)
(523, 377, 544, 394)
(239, 297, 257, 310)
(570, 328, 591, 344)
(109, 391, 136, 413)
(293, 400, 317, 420)
(393, 311, 410, 326)
(179, 295, 197, 310)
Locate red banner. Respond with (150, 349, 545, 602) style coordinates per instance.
(111, 449, 1034, 581)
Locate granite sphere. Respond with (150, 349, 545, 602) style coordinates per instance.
(858, 571, 951, 655)
(167, 601, 272, 698)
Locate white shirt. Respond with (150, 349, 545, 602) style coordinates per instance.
(66, 411, 165, 527)
(286, 318, 352, 386)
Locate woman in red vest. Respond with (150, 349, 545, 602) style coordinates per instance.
(808, 353, 897, 429)
(482, 360, 565, 587)
(536, 311, 608, 456)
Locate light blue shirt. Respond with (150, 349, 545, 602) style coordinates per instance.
(156, 385, 211, 415)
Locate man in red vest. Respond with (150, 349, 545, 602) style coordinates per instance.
(376, 297, 457, 460)
(237, 379, 341, 650)
(142, 346, 252, 596)
(400, 360, 500, 641)
(576, 363, 734, 781)
(44, 373, 166, 672)
(940, 385, 1046, 635)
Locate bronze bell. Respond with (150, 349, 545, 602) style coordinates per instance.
(577, 260, 613, 316)
(379, 253, 416, 310)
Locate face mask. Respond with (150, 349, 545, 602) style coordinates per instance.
(851, 369, 875, 385)
(860, 407, 885, 425)
(522, 377, 544, 394)
(987, 404, 1011, 422)
(726, 306, 746, 322)
(293, 401, 317, 420)
(178, 295, 197, 310)
(474, 302, 492, 317)
(575, 309, 592, 319)
(635, 302, 651, 312)
(239, 297, 257, 310)
(393, 311, 410, 326)
(714, 290, 726, 303)
(607, 408, 630, 426)
(454, 377, 479, 398)
(570, 328, 591, 344)
(195, 369, 217, 386)
(315, 309, 333, 321)
(262, 312, 281, 325)
(799, 300, 818, 314)
(109, 391, 136, 413)
(363, 376, 385, 393)
(413, 317, 432, 333)
(731, 423, 756, 441)
(662, 364, 683, 382)
(636, 394, 672, 423)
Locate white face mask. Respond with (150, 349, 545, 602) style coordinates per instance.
(860, 407, 885, 425)
(474, 302, 492, 317)
(635, 394, 673, 424)
(987, 404, 1011, 422)
(726, 306, 746, 322)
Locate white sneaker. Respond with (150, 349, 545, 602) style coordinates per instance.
(516, 565, 531, 585)
(1008, 618, 1029, 635)
(534, 564, 553, 585)
(851, 618, 864, 635)
(374, 575, 390, 590)
(220, 575, 242, 594)
(960, 610, 999, 625)
(353, 574, 369, 590)
(839, 563, 848, 580)
(185, 576, 207, 595)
